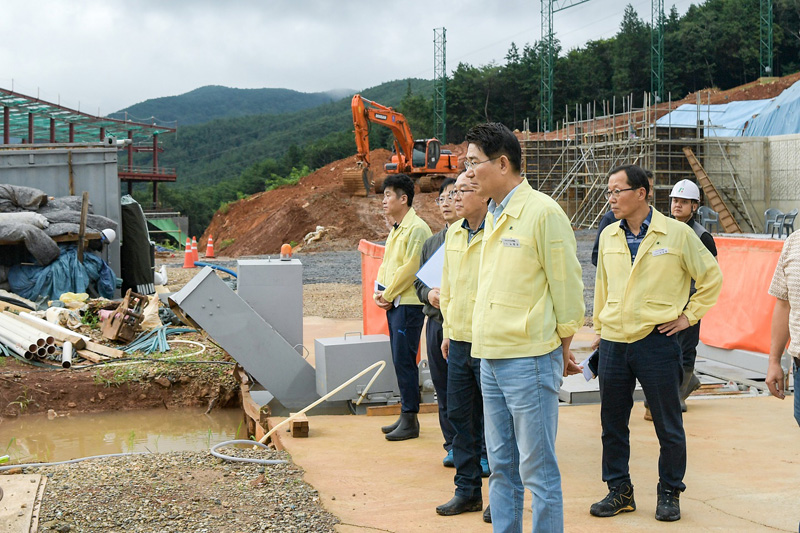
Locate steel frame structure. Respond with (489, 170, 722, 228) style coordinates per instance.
(540, 0, 591, 132)
(433, 27, 447, 144)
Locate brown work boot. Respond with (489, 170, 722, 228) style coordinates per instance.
(644, 406, 652, 421)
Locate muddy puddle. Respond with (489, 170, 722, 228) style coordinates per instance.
(1, 408, 244, 464)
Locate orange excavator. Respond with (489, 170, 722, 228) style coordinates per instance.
(343, 94, 460, 195)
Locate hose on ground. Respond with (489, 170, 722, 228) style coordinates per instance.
(210, 440, 288, 465)
(0, 452, 150, 472)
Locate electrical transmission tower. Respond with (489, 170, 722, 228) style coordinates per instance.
(434, 27, 447, 143)
(760, 0, 773, 77)
(540, 0, 590, 132)
(651, 0, 665, 103)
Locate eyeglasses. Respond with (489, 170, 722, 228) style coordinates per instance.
(604, 187, 636, 199)
(435, 195, 453, 206)
(451, 189, 474, 199)
(464, 156, 500, 171)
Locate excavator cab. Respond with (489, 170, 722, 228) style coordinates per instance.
(412, 140, 427, 168)
(426, 139, 441, 169)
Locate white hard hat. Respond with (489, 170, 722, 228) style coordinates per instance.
(101, 228, 117, 244)
(669, 179, 700, 201)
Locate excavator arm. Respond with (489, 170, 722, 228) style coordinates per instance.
(351, 94, 415, 172)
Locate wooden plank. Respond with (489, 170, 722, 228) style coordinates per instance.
(85, 341, 125, 359)
(683, 146, 742, 233)
(235, 366, 279, 449)
(289, 412, 309, 438)
(76, 349, 109, 363)
(0, 301, 34, 314)
(366, 402, 440, 417)
(77, 191, 89, 263)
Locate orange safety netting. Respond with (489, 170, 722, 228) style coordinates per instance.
(358, 239, 389, 336)
(700, 237, 784, 353)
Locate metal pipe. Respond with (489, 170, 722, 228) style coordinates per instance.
(62, 341, 73, 369)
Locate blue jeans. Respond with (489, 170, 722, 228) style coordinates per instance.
(599, 329, 686, 492)
(447, 340, 486, 500)
(481, 348, 564, 533)
(426, 319, 455, 450)
(794, 358, 800, 428)
(386, 305, 424, 413)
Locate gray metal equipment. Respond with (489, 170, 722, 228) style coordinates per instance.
(315, 333, 399, 403)
(0, 143, 122, 274)
(237, 258, 303, 355)
(169, 267, 319, 411)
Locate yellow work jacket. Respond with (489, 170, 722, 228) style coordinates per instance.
(377, 207, 432, 305)
(440, 219, 484, 343)
(593, 208, 723, 343)
(472, 181, 585, 359)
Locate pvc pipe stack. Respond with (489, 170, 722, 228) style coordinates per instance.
(0, 313, 60, 360)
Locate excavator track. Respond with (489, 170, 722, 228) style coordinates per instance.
(418, 176, 433, 193)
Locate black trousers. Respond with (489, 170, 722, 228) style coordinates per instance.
(599, 328, 686, 492)
(426, 318, 455, 450)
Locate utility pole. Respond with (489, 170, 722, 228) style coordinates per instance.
(540, 0, 591, 132)
(760, 0, 773, 77)
(433, 27, 447, 143)
(651, 0, 665, 103)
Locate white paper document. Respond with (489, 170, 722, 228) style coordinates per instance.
(415, 243, 445, 289)
(374, 281, 400, 307)
(579, 354, 595, 382)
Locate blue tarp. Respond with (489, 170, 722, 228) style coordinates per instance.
(743, 81, 800, 137)
(655, 100, 772, 137)
(8, 245, 115, 302)
(655, 80, 800, 138)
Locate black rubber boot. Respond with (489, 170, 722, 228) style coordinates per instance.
(679, 369, 701, 412)
(385, 413, 420, 441)
(381, 415, 402, 434)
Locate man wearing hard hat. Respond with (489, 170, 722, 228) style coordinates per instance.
(667, 179, 718, 413)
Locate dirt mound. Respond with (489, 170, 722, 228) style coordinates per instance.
(678, 71, 800, 105)
(202, 144, 467, 256)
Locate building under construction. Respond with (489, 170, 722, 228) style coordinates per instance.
(521, 87, 800, 234)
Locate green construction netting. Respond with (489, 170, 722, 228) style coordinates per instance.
(147, 218, 186, 247)
(0, 88, 176, 143)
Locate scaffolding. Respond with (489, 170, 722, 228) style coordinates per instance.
(522, 92, 759, 232)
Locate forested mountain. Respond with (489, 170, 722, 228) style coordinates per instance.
(130, 78, 433, 235)
(131, 0, 800, 237)
(443, 0, 800, 140)
(108, 85, 353, 126)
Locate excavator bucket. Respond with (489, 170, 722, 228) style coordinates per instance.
(343, 168, 371, 196)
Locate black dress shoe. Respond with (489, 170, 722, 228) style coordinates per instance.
(435, 495, 483, 516)
(483, 504, 491, 523)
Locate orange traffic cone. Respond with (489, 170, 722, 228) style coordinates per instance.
(191, 236, 199, 264)
(205, 234, 215, 258)
(182, 238, 195, 268)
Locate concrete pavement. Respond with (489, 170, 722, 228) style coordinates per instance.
(276, 395, 799, 532)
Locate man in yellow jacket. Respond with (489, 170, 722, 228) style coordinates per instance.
(466, 122, 585, 532)
(436, 172, 490, 520)
(591, 164, 722, 523)
(375, 173, 432, 441)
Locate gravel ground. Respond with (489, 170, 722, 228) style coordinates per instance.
(160, 251, 362, 286)
(34, 449, 338, 533)
(163, 236, 595, 321)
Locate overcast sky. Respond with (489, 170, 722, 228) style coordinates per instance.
(2, 0, 694, 118)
